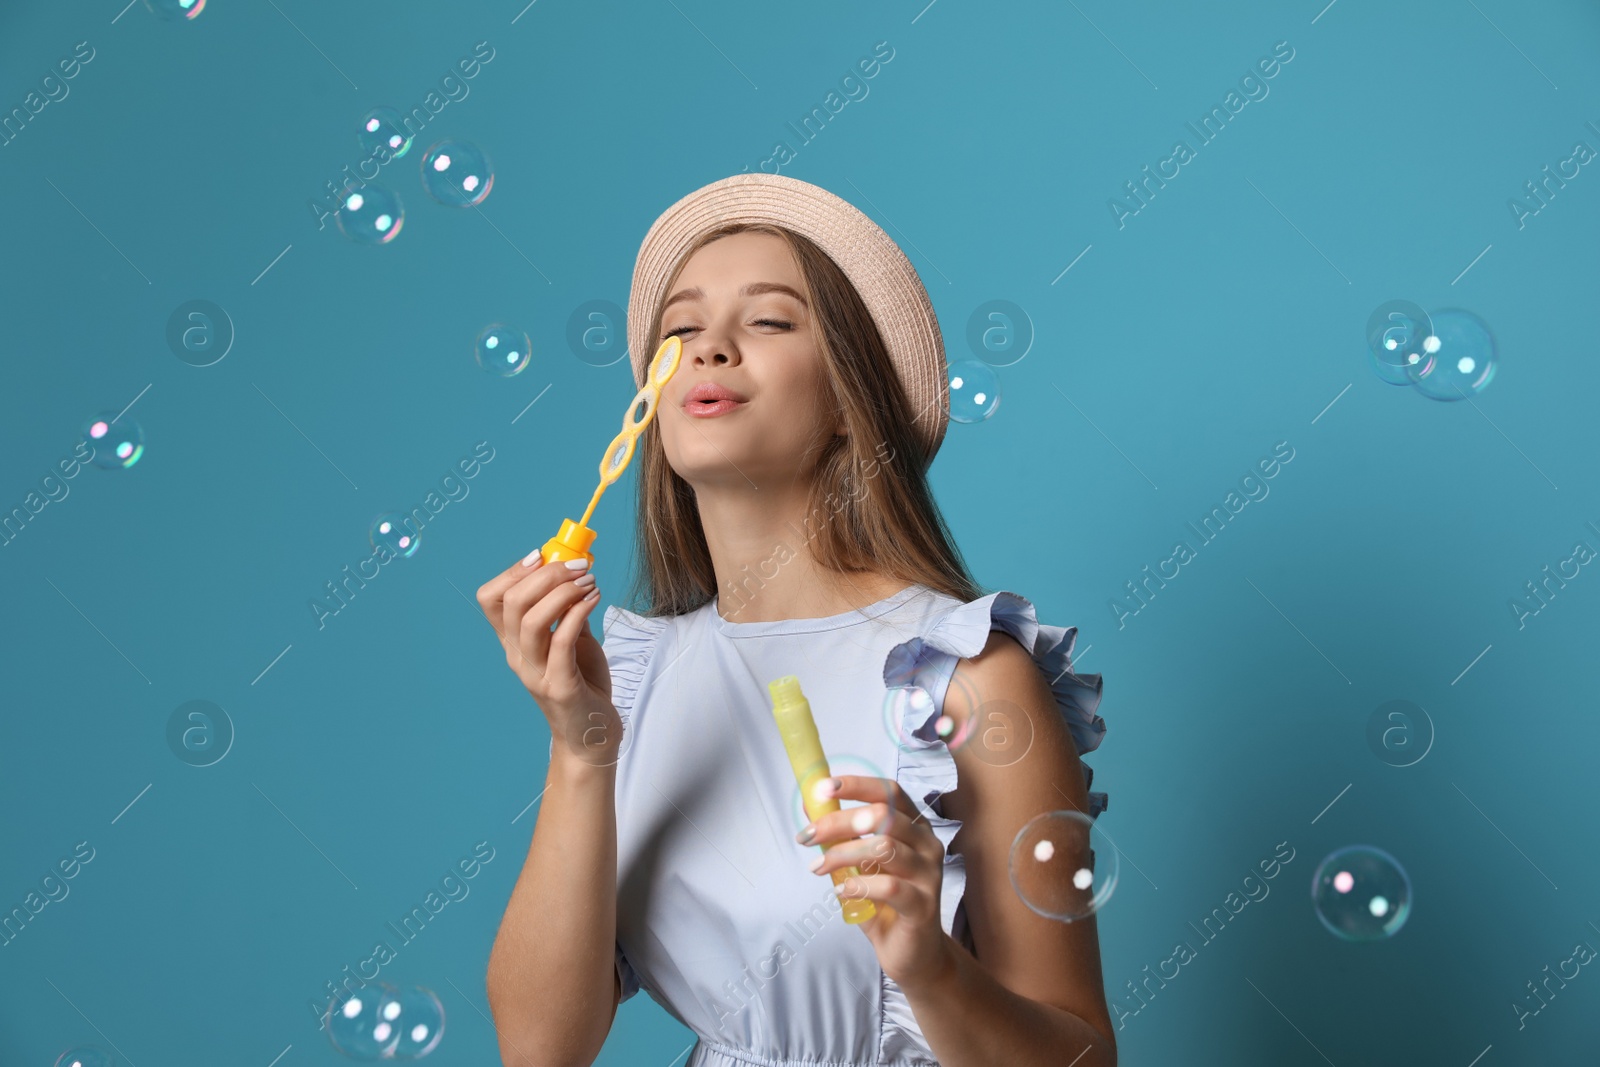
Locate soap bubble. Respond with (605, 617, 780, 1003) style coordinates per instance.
(359, 106, 414, 160)
(388, 984, 446, 1058)
(325, 983, 403, 1059)
(947, 360, 1000, 423)
(1403, 308, 1497, 401)
(880, 674, 981, 754)
(421, 139, 494, 207)
(1010, 809, 1118, 921)
(53, 1048, 115, 1067)
(143, 0, 204, 19)
(371, 513, 419, 558)
(335, 183, 404, 245)
(787, 753, 897, 839)
(1365, 300, 1434, 386)
(82, 411, 144, 469)
(1311, 844, 1412, 940)
(475, 324, 532, 377)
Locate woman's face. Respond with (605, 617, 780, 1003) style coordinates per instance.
(655, 231, 841, 491)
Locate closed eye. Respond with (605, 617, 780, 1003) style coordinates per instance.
(662, 319, 793, 339)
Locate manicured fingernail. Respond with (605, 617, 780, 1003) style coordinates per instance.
(574, 573, 596, 589)
(808, 854, 825, 873)
(582, 588, 599, 601)
(522, 549, 542, 567)
(796, 825, 815, 845)
(564, 558, 590, 571)
(821, 777, 841, 796)
(851, 809, 875, 834)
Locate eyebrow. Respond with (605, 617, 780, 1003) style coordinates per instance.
(661, 282, 809, 314)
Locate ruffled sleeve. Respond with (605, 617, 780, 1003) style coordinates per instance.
(876, 590, 1106, 1059)
(893, 582, 1107, 864)
(601, 604, 671, 1004)
(546, 604, 670, 763)
(874, 591, 1104, 1059)
(600, 604, 672, 727)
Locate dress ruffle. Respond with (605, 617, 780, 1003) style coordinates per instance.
(875, 590, 1106, 1064)
(600, 605, 672, 1004)
(601, 604, 671, 728)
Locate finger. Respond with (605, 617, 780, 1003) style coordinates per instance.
(546, 580, 603, 688)
(834, 873, 938, 924)
(819, 801, 944, 869)
(807, 774, 929, 845)
(820, 775, 924, 824)
(811, 834, 922, 881)
(502, 558, 590, 661)
(476, 550, 549, 639)
(807, 800, 903, 848)
(516, 576, 596, 681)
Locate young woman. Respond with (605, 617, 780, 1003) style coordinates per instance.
(479, 174, 1113, 1067)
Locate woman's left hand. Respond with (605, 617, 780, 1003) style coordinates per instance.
(797, 775, 952, 989)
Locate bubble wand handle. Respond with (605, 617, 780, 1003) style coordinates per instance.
(768, 675, 877, 924)
(540, 336, 684, 566)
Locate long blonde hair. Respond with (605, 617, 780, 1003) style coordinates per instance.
(622, 222, 982, 619)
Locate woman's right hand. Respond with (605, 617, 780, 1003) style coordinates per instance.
(476, 553, 621, 765)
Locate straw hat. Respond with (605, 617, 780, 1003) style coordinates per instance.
(627, 172, 949, 466)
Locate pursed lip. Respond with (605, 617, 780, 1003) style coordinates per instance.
(682, 397, 747, 418)
(681, 382, 750, 410)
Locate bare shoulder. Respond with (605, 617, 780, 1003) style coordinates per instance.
(937, 628, 1113, 1041)
(942, 629, 1091, 818)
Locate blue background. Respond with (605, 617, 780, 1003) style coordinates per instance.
(2, 0, 1597, 1064)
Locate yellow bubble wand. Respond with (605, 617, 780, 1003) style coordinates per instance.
(539, 335, 685, 567)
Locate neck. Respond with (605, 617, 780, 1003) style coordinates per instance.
(694, 479, 905, 623)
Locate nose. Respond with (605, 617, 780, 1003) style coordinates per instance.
(688, 336, 740, 370)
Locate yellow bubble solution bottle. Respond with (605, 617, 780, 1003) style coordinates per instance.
(540, 335, 684, 566)
(768, 675, 877, 924)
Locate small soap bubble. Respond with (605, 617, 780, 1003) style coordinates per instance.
(947, 360, 1000, 423)
(475, 324, 532, 377)
(143, 0, 204, 19)
(789, 753, 891, 837)
(82, 411, 144, 469)
(1365, 300, 1433, 386)
(53, 1048, 115, 1067)
(336, 183, 404, 245)
(1403, 308, 1497, 401)
(421, 139, 494, 207)
(359, 106, 414, 160)
(387, 985, 445, 1059)
(1312, 845, 1412, 940)
(880, 675, 979, 754)
(1010, 809, 1117, 921)
(325, 983, 403, 1059)
(371, 513, 419, 558)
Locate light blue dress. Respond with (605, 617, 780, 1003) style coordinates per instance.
(599, 583, 1107, 1067)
